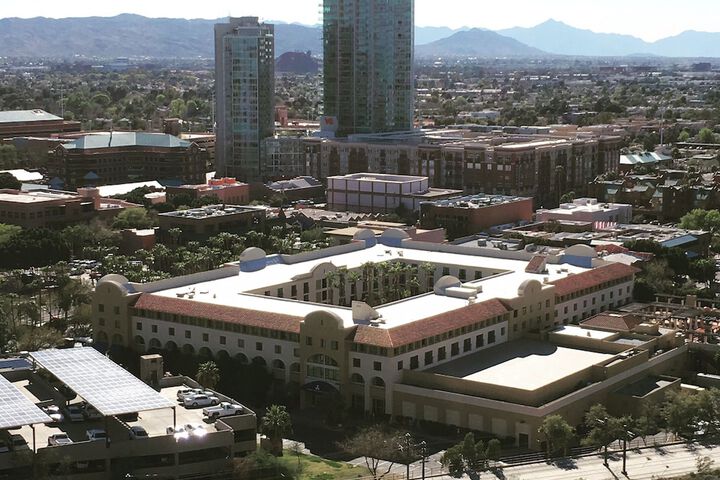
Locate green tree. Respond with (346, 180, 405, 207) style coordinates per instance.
(680, 209, 720, 234)
(0, 172, 21, 190)
(699, 128, 717, 144)
(678, 130, 691, 143)
(583, 404, 623, 465)
(111, 208, 155, 230)
(440, 432, 500, 478)
(559, 191, 576, 204)
(196, 361, 220, 390)
(0, 224, 21, 246)
(538, 415, 574, 457)
(261, 404, 293, 456)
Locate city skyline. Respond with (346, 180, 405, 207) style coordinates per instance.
(2, 0, 720, 42)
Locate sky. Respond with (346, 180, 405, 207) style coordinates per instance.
(2, 0, 719, 42)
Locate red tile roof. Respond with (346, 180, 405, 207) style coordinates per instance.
(133, 294, 303, 333)
(550, 263, 639, 297)
(581, 313, 644, 332)
(595, 244, 629, 255)
(353, 299, 511, 348)
(525, 255, 547, 274)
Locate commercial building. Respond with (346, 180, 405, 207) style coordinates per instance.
(536, 198, 633, 225)
(0, 109, 80, 140)
(263, 136, 307, 179)
(264, 176, 325, 202)
(0, 348, 256, 479)
(0, 188, 134, 229)
(327, 173, 461, 213)
(158, 205, 266, 240)
(420, 194, 534, 239)
(93, 231, 686, 449)
(301, 132, 622, 207)
(166, 178, 250, 205)
(49, 132, 208, 189)
(323, 0, 414, 136)
(214, 17, 275, 181)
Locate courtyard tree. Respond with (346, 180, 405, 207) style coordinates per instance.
(440, 432, 501, 478)
(340, 426, 401, 480)
(196, 361, 220, 390)
(261, 404, 293, 456)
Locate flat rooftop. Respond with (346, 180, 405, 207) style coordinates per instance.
(328, 173, 427, 183)
(148, 243, 590, 328)
(0, 190, 78, 204)
(422, 193, 531, 208)
(428, 339, 613, 391)
(160, 205, 263, 219)
(552, 324, 616, 340)
(0, 109, 62, 124)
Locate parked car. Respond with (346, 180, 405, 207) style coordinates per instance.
(42, 405, 64, 423)
(184, 423, 207, 437)
(166, 425, 189, 440)
(85, 429, 107, 442)
(8, 434, 29, 451)
(203, 402, 244, 420)
(48, 433, 73, 446)
(177, 388, 205, 402)
(66, 405, 84, 422)
(183, 394, 219, 408)
(82, 404, 102, 420)
(128, 426, 149, 440)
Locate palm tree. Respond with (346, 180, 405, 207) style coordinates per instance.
(196, 361, 220, 390)
(261, 404, 293, 456)
(420, 262, 435, 292)
(361, 262, 375, 305)
(346, 270, 362, 305)
(324, 270, 340, 305)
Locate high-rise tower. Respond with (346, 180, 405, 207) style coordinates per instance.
(215, 17, 275, 181)
(323, 0, 414, 137)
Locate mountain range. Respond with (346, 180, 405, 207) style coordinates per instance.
(0, 15, 718, 59)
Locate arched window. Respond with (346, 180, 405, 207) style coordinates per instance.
(111, 334, 123, 346)
(290, 362, 300, 373)
(165, 340, 178, 351)
(371, 377, 386, 388)
(181, 344, 195, 355)
(96, 331, 109, 344)
(252, 356, 267, 367)
(272, 359, 286, 370)
(235, 353, 249, 364)
(350, 373, 365, 384)
(198, 347, 213, 359)
(148, 338, 162, 350)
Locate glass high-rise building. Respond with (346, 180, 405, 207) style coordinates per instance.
(323, 0, 414, 137)
(215, 17, 275, 181)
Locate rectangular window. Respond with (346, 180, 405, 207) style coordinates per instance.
(136, 322, 142, 331)
(410, 356, 419, 369)
(451, 342, 459, 356)
(98, 318, 105, 326)
(463, 338, 471, 352)
(488, 330, 496, 344)
(475, 334, 484, 348)
(277, 288, 284, 298)
(113, 306, 120, 315)
(202, 333, 209, 342)
(459, 269, 466, 281)
(169, 327, 175, 336)
(291, 285, 297, 298)
(500, 327, 506, 336)
(274, 345, 281, 354)
(397, 360, 404, 370)
(293, 348, 299, 357)
(306, 337, 312, 346)
(438, 346, 446, 360)
(330, 340, 339, 350)
(151, 325, 158, 333)
(238, 338, 244, 348)
(220, 336, 226, 345)
(353, 358, 361, 368)
(184, 330, 191, 339)
(373, 361, 382, 371)
(424, 351, 433, 365)
(256, 342, 263, 351)
(98, 304, 105, 313)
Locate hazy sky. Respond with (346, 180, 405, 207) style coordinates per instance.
(3, 0, 719, 42)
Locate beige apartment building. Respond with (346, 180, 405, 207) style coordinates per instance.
(94, 231, 685, 449)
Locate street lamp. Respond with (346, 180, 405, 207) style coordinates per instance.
(420, 440, 428, 480)
(621, 424, 634, 476)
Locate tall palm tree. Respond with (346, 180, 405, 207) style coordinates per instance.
(346, 270, 362, 305)
(196, 361, 220, 390)
(261, 404, 293, 456)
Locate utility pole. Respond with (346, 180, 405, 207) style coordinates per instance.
(420, 440, 427, 480)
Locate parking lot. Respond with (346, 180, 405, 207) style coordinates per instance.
(9, 380, 218, 450)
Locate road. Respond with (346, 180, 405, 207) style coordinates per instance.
(346, 442, 720, 480)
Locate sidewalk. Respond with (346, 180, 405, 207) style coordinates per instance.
(398, 442, 720, 480)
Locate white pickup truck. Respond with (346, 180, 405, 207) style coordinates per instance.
(202, 402, 243, 420)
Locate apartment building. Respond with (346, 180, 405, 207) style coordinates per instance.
(91, 230, 687, 449)
(214, 17, 275, 181)
(323, 0, 414, 136)
(536, 198, 633, 225)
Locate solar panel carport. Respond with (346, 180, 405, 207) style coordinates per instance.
(30, 348, 176, 445)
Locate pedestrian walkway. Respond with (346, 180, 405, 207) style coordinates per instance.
(396, 442, 720, 480)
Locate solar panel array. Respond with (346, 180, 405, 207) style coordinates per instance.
(0, 375, 52, 429)
(31, 348, 174, 417)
